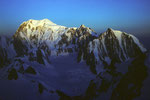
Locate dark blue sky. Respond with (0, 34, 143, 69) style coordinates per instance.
(0, 0, 150, 36)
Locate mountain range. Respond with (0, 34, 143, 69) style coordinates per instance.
(0, 19, 150, 100)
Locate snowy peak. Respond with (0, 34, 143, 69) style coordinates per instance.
(80, 24, 86, 28)
(105, 28, 123, 38)
(39, 19, 57, 25)
(102, 28, 146, 51)
(77, 24, 98, 37)
(14, 19, 67, 47)
(15, 19, 66, 36)
(106, 28, 113, 33)
(106, 28, 146, 52)
(94, 28, 147, 63)
(26, 19, 57, 26)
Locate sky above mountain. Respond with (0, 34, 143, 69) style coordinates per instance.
(0, 0, 150, 36)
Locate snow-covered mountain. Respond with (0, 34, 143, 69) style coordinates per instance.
(10, 19, 146, 72)
(13, 19, 145, 62)
(0, 19, 149, 100)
